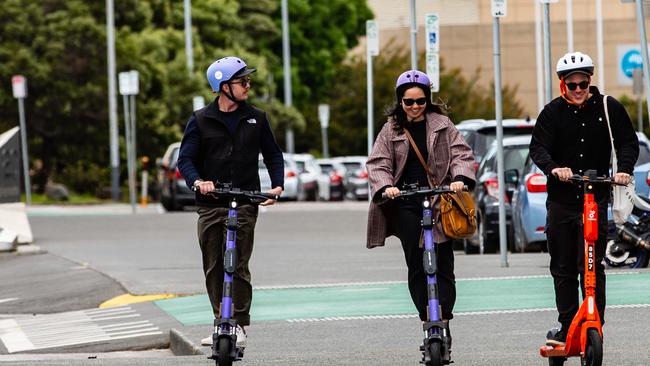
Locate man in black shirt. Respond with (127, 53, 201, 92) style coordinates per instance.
(529, 51, 638, 346)
(178, 56, 284, 348)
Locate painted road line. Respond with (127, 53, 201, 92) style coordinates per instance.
(0, 298, 19, 304)
(155, 271, 650, 325)
(0, 306, 161, 353)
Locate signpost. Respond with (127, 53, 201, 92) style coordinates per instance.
(425, 14, 440, 92)
(118, 70, 139, 213)
(318, 104, 330, 158)
(492, 0, 508, 267)
(11, 75, 30, 205)
(367, 20, 379, 157)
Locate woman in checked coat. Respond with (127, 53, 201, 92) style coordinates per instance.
(365, 69, 475, 343)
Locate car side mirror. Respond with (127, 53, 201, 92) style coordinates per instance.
(504, 169, 519, 185)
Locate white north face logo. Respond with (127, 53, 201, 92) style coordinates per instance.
(247, 118, 257, 124)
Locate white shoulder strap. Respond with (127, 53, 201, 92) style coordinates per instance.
(602, 94, 618, 173)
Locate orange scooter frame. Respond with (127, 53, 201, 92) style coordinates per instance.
(539, 172, 616, 366)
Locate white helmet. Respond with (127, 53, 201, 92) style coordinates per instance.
(556, 52, 594, 79)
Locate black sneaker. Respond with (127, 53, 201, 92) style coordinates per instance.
(545, 327, 567, 346)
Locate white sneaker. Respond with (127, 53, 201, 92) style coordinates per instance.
(235, 325, 247, 348)
(200, 325, 246, 347)
(201, 335, 213, 346)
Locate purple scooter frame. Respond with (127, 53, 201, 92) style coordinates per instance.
(194, 182, 278, 366)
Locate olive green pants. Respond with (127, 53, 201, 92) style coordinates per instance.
(197, 205, 258, 326)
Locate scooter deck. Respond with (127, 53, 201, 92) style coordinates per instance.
(539, 345, 568, 357)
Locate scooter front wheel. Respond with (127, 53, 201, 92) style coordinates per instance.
(582, 329, 603, 366)
(426, 341, 443, 366)
(216, 338, 233, 366)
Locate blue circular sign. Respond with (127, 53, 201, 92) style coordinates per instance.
(621, 49, 643, 78)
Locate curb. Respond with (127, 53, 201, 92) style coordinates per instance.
(169, 328, 204, 356)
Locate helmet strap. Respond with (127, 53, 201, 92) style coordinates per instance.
(222, 82, 241, 104)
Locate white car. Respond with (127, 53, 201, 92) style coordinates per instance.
(258, 154, 299, 201)
(290, 153, 329, 201)
(316, 158, 346, 201)
(334, 156, 369, 200)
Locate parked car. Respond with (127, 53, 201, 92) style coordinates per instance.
(456, 118, 536, 170)
(258, 154, 300, 201)
(334, 156, 369, 200)
(157, 142, 195, 211)
(315, 158, 346, 201)
(465, 135, 532, 254)
(291, 153, 328, 201)
(511, 132, 650, 253)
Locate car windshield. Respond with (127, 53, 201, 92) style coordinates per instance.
(294, 161, 306, 173)
(342, 162, 362, 171)
(319, 164, 334, 174)
(477, 128, 534, 157)
(637, 141, 650, 166)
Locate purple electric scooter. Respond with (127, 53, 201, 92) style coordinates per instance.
(384, 183, 465, 366)
(194, 182, 278, 366)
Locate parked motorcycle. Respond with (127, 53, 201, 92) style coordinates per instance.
(605, 206, 650, 269)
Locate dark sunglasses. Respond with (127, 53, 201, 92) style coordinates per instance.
(402, 97, 427, 106)
(566, 81, 589, 91)
(230, 77, 251, 87)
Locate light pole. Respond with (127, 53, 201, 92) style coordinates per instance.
(281, 0, 294, 154)
(106, 0, 120, 201)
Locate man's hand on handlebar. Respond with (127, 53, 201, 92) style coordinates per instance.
(261, 186, 283, 206)
(614, 172, 632, 186)
(551, 167, 574, 182)
(195, 180, 215, 194)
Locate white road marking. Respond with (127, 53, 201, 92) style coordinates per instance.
(0, 298, 19, 304)
(285, 303, 650, 323)
(0, 306, 161, 353)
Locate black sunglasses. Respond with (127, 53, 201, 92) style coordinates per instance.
(230, 77, 251, 87)
(566, 81, 589, 91)
(402, 97, 427, 106)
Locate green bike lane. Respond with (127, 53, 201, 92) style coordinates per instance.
(155, 272, 650, 326)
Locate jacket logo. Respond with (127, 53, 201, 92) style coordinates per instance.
(247, 118, 257, 124)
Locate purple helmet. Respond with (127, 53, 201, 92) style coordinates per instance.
(206, 56, 257, 91)
(396, 70, 431, 89)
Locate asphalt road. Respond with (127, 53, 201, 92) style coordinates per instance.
(0, 202, 647, 365)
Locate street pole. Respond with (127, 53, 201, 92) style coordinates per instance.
(184, 0, 194, 78)
(281, 0, 294, 154)
(17, 98, 31, 205)
(535, 1, 544, 112)
(543, 2, 553, 104)
(634, 0, 650, 125)
(122, 94, 134, 212)
(319, 104, 330, 158)
(566, 0, 574, 52)
(106, 0, 120, 201)
(410, 0, 417, 69)
(596, 0, 605, 90)
(130, 93, 137, 213)
(492, 1, 508, 266)
(366, 20, 379, 157)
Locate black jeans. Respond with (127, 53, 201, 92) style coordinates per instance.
(395, 201, 456, 321)
(546, 200, 607, 329)
(197, 205, 258, 326)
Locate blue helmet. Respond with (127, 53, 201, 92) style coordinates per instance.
(206, 56, 257, 91)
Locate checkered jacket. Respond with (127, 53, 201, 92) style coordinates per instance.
(366, 112, 476, 248)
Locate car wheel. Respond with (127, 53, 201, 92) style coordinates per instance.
(463, 239, 479, 254)
(479, 213, 498, 254)
(161, 196, 176, 211)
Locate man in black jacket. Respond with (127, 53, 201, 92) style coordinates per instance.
(178, 56, 284, 348)
(529, 51, 638, 346)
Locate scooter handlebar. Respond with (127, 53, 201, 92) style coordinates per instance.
(191, 185, 279, 203)
(381, 185, 468, 199)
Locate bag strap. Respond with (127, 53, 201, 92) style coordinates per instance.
(403, 128, 438, 186)
(602, 94, 619, 173)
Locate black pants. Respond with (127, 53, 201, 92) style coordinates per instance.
(546, 200, 607, 329)
(395, 202, 456, 321)
(197, 205, 258, 326)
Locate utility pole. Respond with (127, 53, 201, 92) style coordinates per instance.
(106, 0, 120, 201)
(281, 0, 294, 154)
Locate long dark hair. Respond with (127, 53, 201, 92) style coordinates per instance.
(385, 83, 447, 132)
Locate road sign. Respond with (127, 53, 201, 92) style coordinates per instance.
(492, 0, 507, 17)
(118, 70, 139, 95)
(425, 14, 439, 54)
(617, 44, 646, 85)
(426, 53, 440, 93)
(366, 20, 379, 56)
(11, 76, 26, 99)
(318, 104, 330, 129)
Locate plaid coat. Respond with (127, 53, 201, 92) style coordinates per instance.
(366, 112, 476, 248)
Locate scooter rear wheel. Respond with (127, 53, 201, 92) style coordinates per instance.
(426, 341, 443, 366)
(548, 356, 565, 366)
(583, 329, 603, 366)
(216, 338, 233, 366)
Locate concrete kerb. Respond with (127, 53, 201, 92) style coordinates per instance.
(170, 328, 204, 356)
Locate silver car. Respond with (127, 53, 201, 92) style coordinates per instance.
(258, 154, 299, 201)
(334, 156, 369, 200)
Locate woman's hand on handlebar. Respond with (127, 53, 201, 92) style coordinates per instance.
(551, 167, 574, 182)
(384, 186, 401, 200)
(261, 186, 283, 206)
(449, 181, 465, 192)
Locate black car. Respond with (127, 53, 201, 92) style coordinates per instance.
(464, 135, 532, 254)
(157, 142, 195, 211)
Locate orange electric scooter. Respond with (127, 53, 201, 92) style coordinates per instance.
(539, 170, 624, 366)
